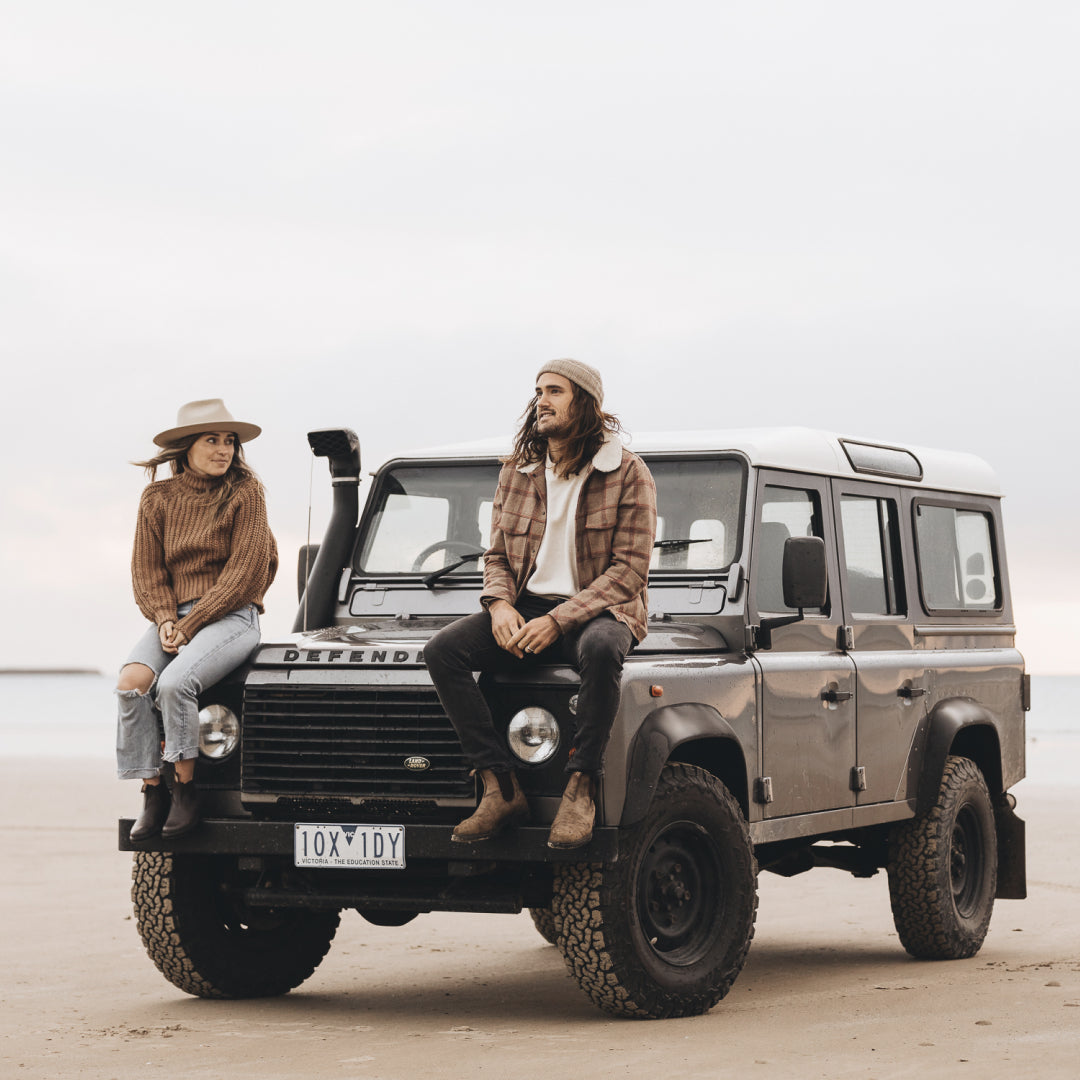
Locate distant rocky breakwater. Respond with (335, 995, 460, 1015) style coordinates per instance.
(0, 667, 102, 676)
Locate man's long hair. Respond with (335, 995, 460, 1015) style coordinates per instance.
(505, 384, 623, 476)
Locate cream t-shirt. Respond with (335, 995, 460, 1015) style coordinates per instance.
(525, 459, 588, 599)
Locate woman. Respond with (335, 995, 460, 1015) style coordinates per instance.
(117, 399, 278, 841)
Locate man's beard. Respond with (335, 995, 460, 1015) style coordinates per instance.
(537, 412, 571, 440)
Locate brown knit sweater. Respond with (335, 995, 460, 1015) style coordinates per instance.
(131, 470, 279, 641)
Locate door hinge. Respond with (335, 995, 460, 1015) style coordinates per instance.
(754, 776, 774, 804)
(838, 625, 854, 651)
(850, 765, 867, 792)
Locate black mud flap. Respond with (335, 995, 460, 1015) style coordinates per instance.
(995, 795, 1026, 900)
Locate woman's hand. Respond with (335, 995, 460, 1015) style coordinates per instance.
(158, 621, 188, 654)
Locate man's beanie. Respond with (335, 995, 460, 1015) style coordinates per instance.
(536, 358, 604, 406)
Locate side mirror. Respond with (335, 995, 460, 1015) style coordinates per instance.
(782, 536, 828, 610)
(752, 536, 828, 650)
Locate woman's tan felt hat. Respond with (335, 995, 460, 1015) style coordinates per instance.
(153, 399, 262, 447)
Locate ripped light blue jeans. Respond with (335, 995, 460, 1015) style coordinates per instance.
(115, 601, 261, 779)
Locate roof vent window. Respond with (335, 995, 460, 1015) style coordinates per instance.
(840, 440, 923, 481)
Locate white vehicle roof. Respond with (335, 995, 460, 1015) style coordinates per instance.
(390, 427, 1001, 496)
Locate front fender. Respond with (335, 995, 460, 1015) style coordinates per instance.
(621, 703, 745, 827)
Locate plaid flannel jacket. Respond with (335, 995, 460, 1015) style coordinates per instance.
(481, 435, 657, 642)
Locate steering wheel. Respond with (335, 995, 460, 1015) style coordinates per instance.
(411, 540, 485, 572)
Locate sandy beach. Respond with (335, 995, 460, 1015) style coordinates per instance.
(1, 761, 1076, 1080)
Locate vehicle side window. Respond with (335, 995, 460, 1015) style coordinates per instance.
(840, 495, 905, 616)
(758, 485, 828, 614)
(914, 503, 999, 612)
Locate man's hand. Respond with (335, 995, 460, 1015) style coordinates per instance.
(488, 600, 526, 652)
(506, 614, 561, 658)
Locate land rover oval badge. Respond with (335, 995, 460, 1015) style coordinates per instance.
(404, 756, 431, 771)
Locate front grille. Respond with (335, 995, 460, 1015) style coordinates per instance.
(241, 684, 472, 800)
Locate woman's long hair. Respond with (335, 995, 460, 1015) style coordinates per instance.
(134, 433, 262, 517)
(505, 384, 622, 477)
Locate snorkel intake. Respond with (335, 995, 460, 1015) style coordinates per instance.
(293, 428, 361, 632)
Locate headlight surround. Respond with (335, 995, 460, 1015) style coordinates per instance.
(507, 706, 560, 765)
(198, 704, 240, 760)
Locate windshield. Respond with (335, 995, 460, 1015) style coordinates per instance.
(355, 463, 501, 577)
(648, 457, 744, 572)
(353, 455, 744, 580)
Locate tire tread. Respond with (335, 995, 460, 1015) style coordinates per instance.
(553, 763, 757, 1019)
(131, 852, 339, 998)
(887, 755, 997, 960)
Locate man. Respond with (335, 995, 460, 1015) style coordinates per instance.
(425, 359, 657, 849)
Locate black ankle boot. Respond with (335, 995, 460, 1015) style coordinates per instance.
(129, 782, 171, 842)
(161, 780, 201, 840)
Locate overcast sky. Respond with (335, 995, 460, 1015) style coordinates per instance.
(1, 1, 1077, 674)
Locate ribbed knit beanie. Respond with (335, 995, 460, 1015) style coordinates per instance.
(536, 359, 603, 406)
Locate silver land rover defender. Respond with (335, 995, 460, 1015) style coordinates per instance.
(122, 427, 1027, 1019)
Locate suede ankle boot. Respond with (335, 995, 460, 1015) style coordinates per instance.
(129, 782, 171, 842)
(547, 771, 596, 849)
(161, 779, 201, 840)
(451, 769, 528, 843)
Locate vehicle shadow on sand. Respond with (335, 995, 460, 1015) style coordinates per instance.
(123, 934, 933, 1030)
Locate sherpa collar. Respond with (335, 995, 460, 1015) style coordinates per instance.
(518, 433, 624, 475)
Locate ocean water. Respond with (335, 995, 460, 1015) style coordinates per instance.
(1, 672, 1077, 787)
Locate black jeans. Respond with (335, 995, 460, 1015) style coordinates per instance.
(424, 596, 634, 776)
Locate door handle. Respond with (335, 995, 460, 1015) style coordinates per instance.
(822, 689, 853, 704)
(897, 686, 927, 699)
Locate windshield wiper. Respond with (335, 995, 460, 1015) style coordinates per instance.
(421, 551, 487, 589)
(654, 538, 712, 550)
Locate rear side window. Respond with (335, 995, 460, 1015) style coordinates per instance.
(840, 495, 905, 616)
(914, 503, 999, 612)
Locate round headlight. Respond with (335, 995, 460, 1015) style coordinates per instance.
(198, 704, 240, 760)
(507, 706, 560, 765)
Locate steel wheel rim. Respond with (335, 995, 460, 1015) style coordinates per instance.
(637, 821, 723, 966)
(950, 803, 985, 917)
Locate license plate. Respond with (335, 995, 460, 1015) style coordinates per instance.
(293, 823, 406, 869)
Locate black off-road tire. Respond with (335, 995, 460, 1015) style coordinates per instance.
(528, 906, 559, 945)
(887, 755, 997, 960)
(553, 763, 758, 1019)
(131, 852, 340, 998)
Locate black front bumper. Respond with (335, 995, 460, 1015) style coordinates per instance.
(118, 817, 619, 863)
